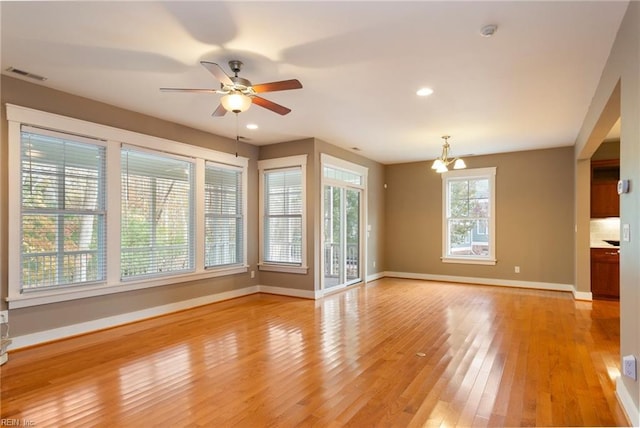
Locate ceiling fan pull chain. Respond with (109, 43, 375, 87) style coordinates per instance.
(235, 113, 239, 158)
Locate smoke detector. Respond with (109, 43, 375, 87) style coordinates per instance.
(480, 24, 498, 37)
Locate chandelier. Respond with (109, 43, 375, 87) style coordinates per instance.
(431, 135, 466, 173)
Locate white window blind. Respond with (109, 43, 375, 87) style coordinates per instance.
(20, 126, 106, 290)
(121, 148, 195, 279)
(263, 168, 303, 265)
(204, 163, 243, 268)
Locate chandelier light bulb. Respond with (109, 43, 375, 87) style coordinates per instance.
(453, 159, 467, 170)
(436, 164, 448, 173)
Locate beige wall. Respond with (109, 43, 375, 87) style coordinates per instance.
(592, 140, 620, 160)
(574, 1, 639, 420)
(385, 147, 575, 285)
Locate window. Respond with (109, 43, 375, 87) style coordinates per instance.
(7, 104, 248, 308)
(258, 155, 307, 274)
(19, 126, 106, 290)
(264, 169, 302, 264)
(121, 148, 195, 279)
(442, 167, 496, 265)
(204, 162, 243, 268)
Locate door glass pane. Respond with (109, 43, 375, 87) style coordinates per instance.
(323, 185, 361, 289)
(323, 185, 342, 289)
(346, 189, 360, 282)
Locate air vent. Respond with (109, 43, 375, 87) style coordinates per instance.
(5, 67, 47, 81)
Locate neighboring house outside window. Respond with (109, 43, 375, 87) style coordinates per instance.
(442, 167, 496, 265)
(258, 155, 308, 274)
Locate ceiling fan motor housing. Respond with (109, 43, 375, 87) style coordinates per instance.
(229, 60, 243, 75)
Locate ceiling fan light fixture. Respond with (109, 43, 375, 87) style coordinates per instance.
(220, 92, 252, 113)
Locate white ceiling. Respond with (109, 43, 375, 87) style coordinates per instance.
(0, 1, 628, 164)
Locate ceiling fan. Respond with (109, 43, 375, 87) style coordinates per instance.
(160, 60, 302, 116)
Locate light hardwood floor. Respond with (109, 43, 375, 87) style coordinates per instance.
(0, 278, 629, 427)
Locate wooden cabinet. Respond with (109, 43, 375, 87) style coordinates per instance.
(591, 159, 619, 218)
(591, 247, 619, 300)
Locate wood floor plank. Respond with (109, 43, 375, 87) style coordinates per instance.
(0, 278, 630, 427)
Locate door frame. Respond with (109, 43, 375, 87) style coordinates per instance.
(319, 154, 368, 294)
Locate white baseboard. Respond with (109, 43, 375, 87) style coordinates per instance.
(366, 271, 385, 282)
(572, 289, 593, 301)
(10, 286, 259, 350)
(257, 285, 317, 299)
(617, 378, 639, 427)
(384, 271, 578, 295)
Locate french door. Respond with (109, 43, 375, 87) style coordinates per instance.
(321, 154, 367, 291)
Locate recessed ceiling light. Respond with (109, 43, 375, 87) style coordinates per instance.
(246, 124, 258, 130)
(416, 87, 434, 97)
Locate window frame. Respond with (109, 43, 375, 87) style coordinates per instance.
(441, 167, 497, 265)
(6, 104, 248, 309)
(258, 155, 308, 274)
(320, 153, 368, 291)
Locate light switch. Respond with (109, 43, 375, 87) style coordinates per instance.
(622, 224, 630, 242)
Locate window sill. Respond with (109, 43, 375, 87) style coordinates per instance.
(258, 264, 308, 274)
(441, 257, 497, 266)
(6, 265, 248, 309)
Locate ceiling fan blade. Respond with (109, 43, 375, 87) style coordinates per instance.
(212, 103, 227, 117)
(252, 96, 292, 115)
(252, 79, 303, 93)
(160, 88, 218, 93)
(200, 61, 234, 86)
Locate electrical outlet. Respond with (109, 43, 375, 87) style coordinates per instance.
(250, 270, 255, 279)
(623, 355, 637, 380)
(623, 224, 630, 242)
(0, 311, 7, 324)
(514, 266, 520, 273)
